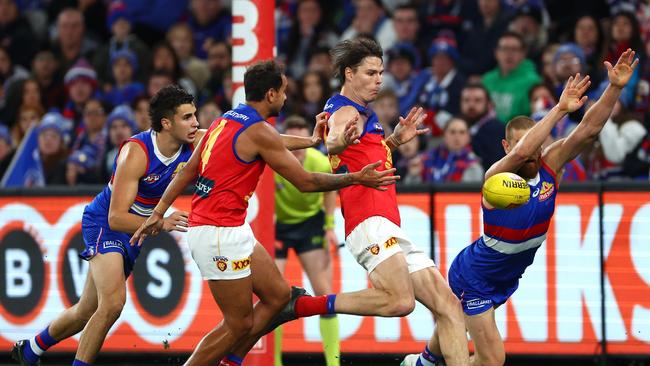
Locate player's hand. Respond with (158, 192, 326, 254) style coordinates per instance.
(390, 107, 429, 146)
(342, 114, 360, 146)
(557, 73, 590, 113)
(130, 211, 165, 247)
(163, 210, 189, 233)
(606, 48, 639, 88)
(311, 112, 328, 146)
(352, 160, 400, 191)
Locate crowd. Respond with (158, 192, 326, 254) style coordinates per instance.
(1, 0, 649, 186)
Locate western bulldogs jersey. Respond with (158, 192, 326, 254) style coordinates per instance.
(84, 130, 194, 225)
(453, 160, 558, 283)
(323, 94, 400, 236)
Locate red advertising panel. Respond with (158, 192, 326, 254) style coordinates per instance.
(1, 192, 649, 356)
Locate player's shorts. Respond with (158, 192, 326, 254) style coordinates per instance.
(275, 210, 326, 259)
(79, 211, 140, 278)
(187, 223, 255, 280)
(448, 253, 519, 316)
(345, 216, 434, 274)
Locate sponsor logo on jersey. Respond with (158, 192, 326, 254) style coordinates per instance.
(195, 176, 214, 198)
(172, 162, 187, 179)
(466, 298, 492, 310)
(532, 188, 540, 197)
(366, 244, 380, 255)
(224, 110, 249, 121)
(539, 181, 555, 201)
(102, 240, 124, 251)
(232, 257, 251, 271)
(374, 122, 383, 131)
(324, 103, 334, 111)
(384, 237, 397, 249)
(213, 256, 228, 271)
(143, 174, 161, 184)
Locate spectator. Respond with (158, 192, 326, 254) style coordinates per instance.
(31, 49, 65, 110)
(417, 37, 466, 135)
(459, 83, 505, 170)
(307, 46, 334, 81)
(341, 0, 395, 50)
(147, 69, 174, 98)
(372, 89, 399, 134)
(382, 43, 426, 116)
(11, 104, 44, 148)
(51, 8, 98, 73)
(292, 70, 331, 125)
(571, 15, 605, 80)
(508, 3, 546, 62)
(101, 105, 136, 181)
(62, 58, 98, 134)
(529, 83, 575, 139)
(0, 0, 38, 68)
(36, 115, 68, 185)
(0, 124, 14, 178)
(167, 23, 210, 90)
(188, 0, 231, 59)
(47, 0, 108, 42)
(103, 49, 145, 106)
(73, 97, 106, 150)
(384, 3, 424, 55)
(131, 95, 150, 131)
(540, 43, 560, 88)
(459, 0, 512, 76)
(92, 1, 150, 85)
(151, 42, 197, 96)
(201, 41, 231, 107)
(552, 43, 586, 96)
(0, 46, 30, 103)
(66, 144, 99, 185)
(393, 136, 421, 183)
(282, 0, 338, 79)
(482, 31, 541, 122)
(197, 100, 221, 129)
(421, 117, 483, 183)
(1, 78, 43, 130)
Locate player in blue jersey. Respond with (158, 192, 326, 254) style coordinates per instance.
(402, 49, 638, 366)
(11, 85, 204, 366)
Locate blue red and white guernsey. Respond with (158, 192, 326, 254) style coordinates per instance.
(323, 94, 400, 237)
(80, 130, 193, 277)
(448, 159, 559, 315)
(189, 103, 267, 227)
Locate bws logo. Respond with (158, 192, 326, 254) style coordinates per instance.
(365, 244, 380, 255)
(232, 257, 251, 271)
(213, 256, 228, 272)
(384, 237, 397, 249)
(171, 162, 187, 179)
(143, 174, 161, 184)
(539, 181, 555, 201)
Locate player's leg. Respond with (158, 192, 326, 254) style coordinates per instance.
(272, 239, 289, 366)
(410, 267, 469, 366)
(297, 248, 339, 366)
(13, 272, 99, 365)
(466, 308, 505, 366)
(74, 252, 126, 364)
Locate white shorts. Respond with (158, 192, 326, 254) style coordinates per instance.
(345, 216, 435, 274)
(187, 224, 256, 280)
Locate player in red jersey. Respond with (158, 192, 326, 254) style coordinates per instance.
(225, 37, 470, 366)
(130, 60, 398, 366)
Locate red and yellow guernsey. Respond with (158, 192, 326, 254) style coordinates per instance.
(323, 94, 400, 237)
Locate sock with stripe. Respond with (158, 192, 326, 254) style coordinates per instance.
(295, 294, 336, 317)
(219, 353, 242, 366)
(24, 326, 58, 364)
(72, 359, 91, 366)
(416, 345, 439, 366)
(320, 314, 340, 366)
(274, 326, 284, 366)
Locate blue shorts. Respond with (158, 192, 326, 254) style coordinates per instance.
(79, 211, 140, 278)
(448, 257, 519, 316)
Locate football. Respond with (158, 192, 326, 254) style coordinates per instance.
(482, 172, 531, 209)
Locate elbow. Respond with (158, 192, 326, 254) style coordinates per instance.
(108, 213, 119, 231)
(511, 149, 530, 164)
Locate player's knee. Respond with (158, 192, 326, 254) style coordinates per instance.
(227, 314, 254, 339)
(384, 296, 415, 317)
(97, 296, 126, 320)
(479, 349, 505, 366)
(75, 303, 97, 323)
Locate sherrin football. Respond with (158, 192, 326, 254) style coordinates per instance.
(482, 172, 531, 209)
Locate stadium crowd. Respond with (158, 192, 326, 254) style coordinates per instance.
(0, 0, 649, 186)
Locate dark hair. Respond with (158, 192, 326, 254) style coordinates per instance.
(609, 11, 643, 54)
(148, 84, 194, 132)
(244, 60, 284, 102)
(331, 37, 383, 85)
(499, 31, 526, 51)
(461, 82, 492, 103)
(393, 3, 418, 15)
(151, 41, 182, 81)
(283, 115, 310, 131)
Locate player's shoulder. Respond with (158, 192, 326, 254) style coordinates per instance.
(330, 105, 360, 122)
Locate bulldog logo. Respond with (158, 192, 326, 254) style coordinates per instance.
(366, 244, 380, 255)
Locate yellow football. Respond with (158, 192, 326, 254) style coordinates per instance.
(482, 172, 531, 209)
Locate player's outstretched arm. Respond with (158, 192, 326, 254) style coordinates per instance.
(280, 112, 328, 151)
(253, 123, 399, 192)
(385, 106, 428, 151)
(325, 106, 361, 155)
(484, 73, 591, 180)
(129, 134, 206, 246)
(543, 48, 639, 173)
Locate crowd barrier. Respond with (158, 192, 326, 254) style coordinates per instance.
(0, 182, 649, 359)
